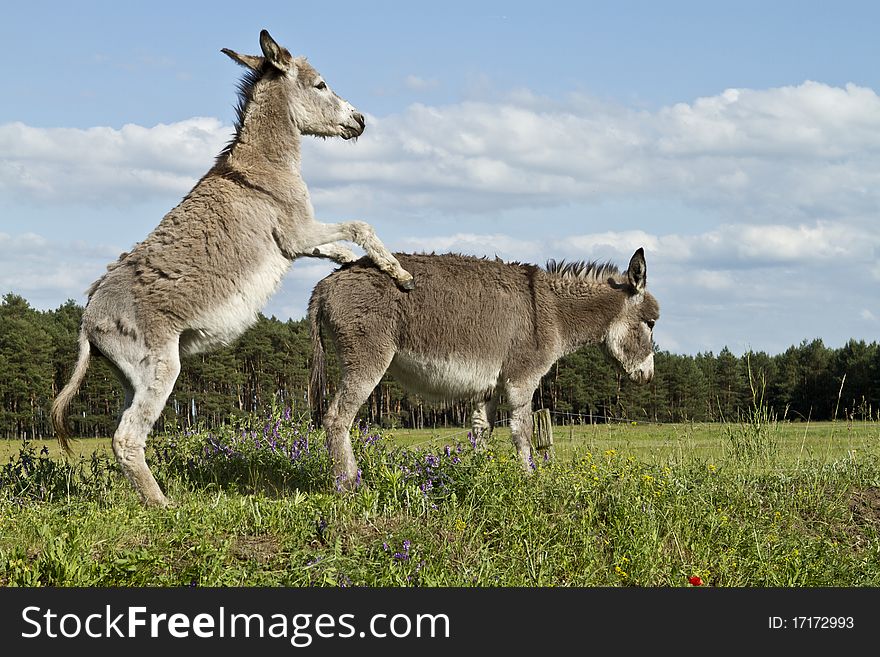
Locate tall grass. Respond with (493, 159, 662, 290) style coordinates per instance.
(1, 407, 879, 587)
(723, 366, 782, 462)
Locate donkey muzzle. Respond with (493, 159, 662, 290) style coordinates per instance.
(341, 112, 366, 140)
(629, 354, 655, 384)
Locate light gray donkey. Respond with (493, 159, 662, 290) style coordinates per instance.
(309, 249, 659, 488)
(51, 29, 414, 507)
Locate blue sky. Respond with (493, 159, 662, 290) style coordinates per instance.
(2, 0, 880, 355)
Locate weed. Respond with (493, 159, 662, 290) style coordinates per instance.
(724, 362, 782, 463)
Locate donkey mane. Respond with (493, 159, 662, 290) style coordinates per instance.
(544, 259, 621, 282)
(220, 55, 323, 158)
(217, 64, 269, 158)
(233, 66, 266, 134)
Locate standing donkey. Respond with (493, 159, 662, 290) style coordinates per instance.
(52, 30, 414, 508)
(309, 249, 659, 488)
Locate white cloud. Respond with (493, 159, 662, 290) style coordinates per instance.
(692, 270, 734, 291)
(0, 118, 230, 204)
(302, 81, 880, 221)
(656, 83, 880, 158)
(557, 221, 879, 269)
(404, 75, 440, 91)
(4, 80, 879, 224)
(385, 220, 880, 281)
(0, 232, 121, 305)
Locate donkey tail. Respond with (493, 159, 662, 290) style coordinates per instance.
(51, 332, 91, 454)
(308, 296, 327, 427)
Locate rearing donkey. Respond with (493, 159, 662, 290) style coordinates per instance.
(309, 249, 659, 488)
(52, 29, 414, 508)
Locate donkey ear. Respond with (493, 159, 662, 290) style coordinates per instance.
(221, 48, 263, 71)
(259, 29, 293, 73)
(626, 247, 647, 293)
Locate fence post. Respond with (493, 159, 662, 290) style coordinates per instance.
(532, 408, 554, 459)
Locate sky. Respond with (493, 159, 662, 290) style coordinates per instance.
(1, 0, 879, 356)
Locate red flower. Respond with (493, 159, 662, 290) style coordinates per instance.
(688, 575, 703, 586)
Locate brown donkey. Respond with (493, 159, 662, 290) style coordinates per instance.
(51, 30, 414, 507)
(309, 249, 660, 488)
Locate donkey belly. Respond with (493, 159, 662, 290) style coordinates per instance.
(388, 350, 501, 401)
(181, 251, 291, 355)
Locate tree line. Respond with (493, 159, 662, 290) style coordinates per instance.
(1, 292, 878, 439)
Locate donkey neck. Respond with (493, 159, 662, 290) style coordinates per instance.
(547, 279, 626, 353)
(229, 82, 303, 173)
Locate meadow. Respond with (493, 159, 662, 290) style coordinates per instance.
(1, 410, 879, 587)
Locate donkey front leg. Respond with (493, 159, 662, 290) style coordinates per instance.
(506, 384, 537, 473)
(299, 221, 415, 290)
(305, 242, 358, 265)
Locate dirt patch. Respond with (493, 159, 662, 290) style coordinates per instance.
(231, 534, 282, 564)
(849, 486, 880, 531)
(340, 516, 404, 545)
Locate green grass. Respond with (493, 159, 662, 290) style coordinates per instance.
(2, 414, 879, 587)
(388, 419, 879, 466)
(0, 437, 114, 461)
(11, 418, 877, 465)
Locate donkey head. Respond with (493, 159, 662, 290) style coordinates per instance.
(604, 248, 659, 383)
(222, 30, 366, 140)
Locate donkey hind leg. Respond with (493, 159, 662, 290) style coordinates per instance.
(108, 339, 181, 507)
(505, 384, 537, 473)
(299, 221, 415, 290)
(306, 242, 357, 265)
(322, 358, 392, 491)
(471, 396, 497, 448)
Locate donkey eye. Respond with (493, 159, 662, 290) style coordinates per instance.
(314, 81, 327, 90)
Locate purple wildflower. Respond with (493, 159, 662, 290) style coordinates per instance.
(391, 539, 412, 561)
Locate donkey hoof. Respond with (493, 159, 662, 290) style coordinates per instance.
(143, 494, 172, 509)
(398, 275, 416, 291)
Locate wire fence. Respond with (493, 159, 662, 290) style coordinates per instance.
(399, 408, 657, 450)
